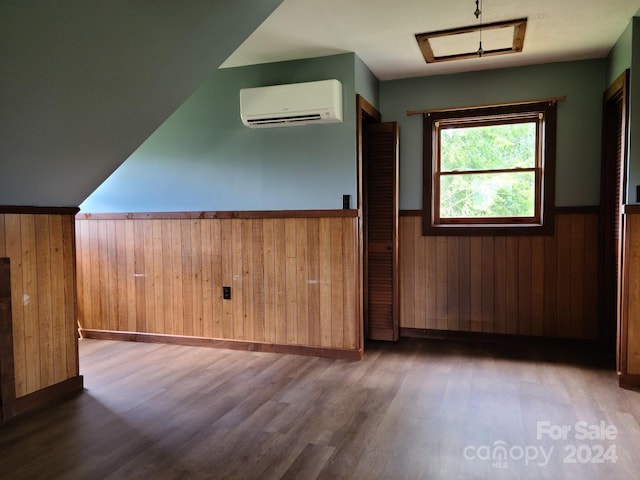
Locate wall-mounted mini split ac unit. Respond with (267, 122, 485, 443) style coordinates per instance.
(240, 79, 343, 128)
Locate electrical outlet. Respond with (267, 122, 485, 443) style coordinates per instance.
(223, 286, 231, 300)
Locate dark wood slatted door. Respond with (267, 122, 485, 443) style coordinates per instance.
(364, 122, 399, 341)
(600, 71, 628, 360)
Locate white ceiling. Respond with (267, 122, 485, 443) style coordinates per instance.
(222, 0, 640, 80)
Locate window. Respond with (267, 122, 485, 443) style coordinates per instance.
(423, 101, 557, 235)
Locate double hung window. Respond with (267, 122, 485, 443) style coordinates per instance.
(423, 101, 557, 235)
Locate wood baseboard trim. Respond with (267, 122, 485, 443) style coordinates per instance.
(7, 376, 84, 422)
(618, 372, 640, 390)
(79, 329, 363, 361)
(400, 327, 600, 349)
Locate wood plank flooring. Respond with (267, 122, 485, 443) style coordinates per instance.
(1, 338, 639, 479)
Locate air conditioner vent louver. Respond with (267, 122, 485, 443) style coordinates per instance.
(247, 113, 323, 126)
(240, 80, 342, 129)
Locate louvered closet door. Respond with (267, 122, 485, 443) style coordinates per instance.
(364, 122, 399, 341)
(600, 72, 628, 358)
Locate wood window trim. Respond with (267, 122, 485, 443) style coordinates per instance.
(422, 101, 557, 236)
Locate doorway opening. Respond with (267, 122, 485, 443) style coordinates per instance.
(357, 95, 400, 341)
(599, 70, 628, 362)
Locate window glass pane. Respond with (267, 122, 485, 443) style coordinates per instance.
(440, 171, 535, 218)
(440, 122, 536, 172)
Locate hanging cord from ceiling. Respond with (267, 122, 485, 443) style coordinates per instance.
(475, 0, 484, 56)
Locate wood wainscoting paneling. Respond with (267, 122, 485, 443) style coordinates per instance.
(75, 212, 361, 358)
(0, 210, 82, 409)
(619, 207, 640, 388)
(0, 258, 17, 421)
(399, 212, 598, 339)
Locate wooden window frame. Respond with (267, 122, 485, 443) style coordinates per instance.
(423, 101, 557, 236)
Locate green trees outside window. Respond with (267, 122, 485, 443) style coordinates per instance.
(439, 122, 536, 218)
(423, 101, 557, 235)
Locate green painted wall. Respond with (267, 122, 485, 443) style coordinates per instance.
(380, 59, 606, 210)
(355, 55, 380, 109)
(82, 55, 611, 213)
(81, 54, 357, 212)
(627, 17, 640, 203)
(0, 0, 283, 207)
(607, 21, 633, 85)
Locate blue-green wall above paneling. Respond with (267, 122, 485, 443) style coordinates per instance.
(0, 0, 283, 207)
(380, 59, 607, 210)
(355, 55, 380, 109)
(627, 17, 640, 203)
(607, 21, 632, 85)
(81, 54, 357, 212)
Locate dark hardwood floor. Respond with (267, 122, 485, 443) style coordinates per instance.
(1, 337, 639, 479)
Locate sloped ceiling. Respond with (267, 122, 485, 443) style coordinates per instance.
(0, 0, 283, 207)
(222, 0, 640, 80)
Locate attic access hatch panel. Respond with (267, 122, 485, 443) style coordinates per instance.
(240, 79, 343, 128)
(416, 18, 527, 63)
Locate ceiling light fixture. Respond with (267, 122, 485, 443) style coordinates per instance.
(415, 15, 527, 64)
(475, 0, 484, 57)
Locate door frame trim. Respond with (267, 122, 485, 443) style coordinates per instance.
(598, 70, 629, 365)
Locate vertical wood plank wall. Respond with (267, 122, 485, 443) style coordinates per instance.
(620, 209, 640, 381)
(75, 213, 359, 354)
(0, 258, 17, 420)
(399, 212, 599, 339)
(0, 212, 79, 399)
